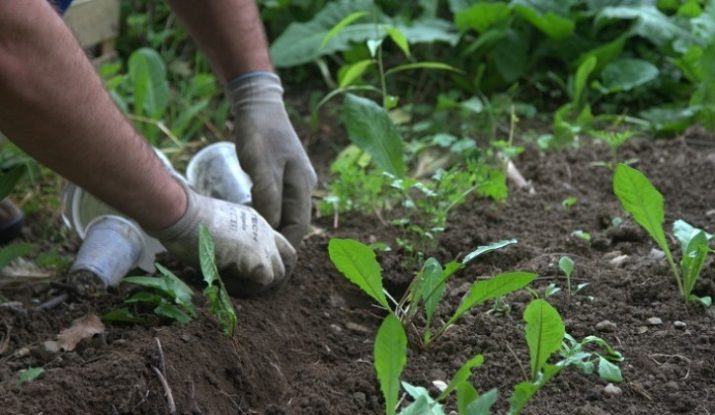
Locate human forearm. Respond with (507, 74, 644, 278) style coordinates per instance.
(0, 0, 185, 230)
(165, 0, 273, 83)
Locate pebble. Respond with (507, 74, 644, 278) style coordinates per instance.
(345, 322, 371, 334)
(649, 249, 665, 260)
(609, 255, 629, 266)
(329, 293, 347, 308)
(14, 347, 30, 358)
(352, 392, 367, 406)
(647, 317, 663, 326)
(637, 326, 648, 334)
(673, 321, 687, 329)
(330, 324, 342, 333)
(180, 334, 191, 343)
(603, 383, 623, 396)
(595, 320, 617, 332)
(43, 340, 60, 354)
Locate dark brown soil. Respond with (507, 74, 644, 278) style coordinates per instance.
(2, 137, 715, 415)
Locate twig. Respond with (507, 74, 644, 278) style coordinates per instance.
(32, 293, 68, 311)
(505, 341, 530, 381)
(153, 337, 175, 414)
(152, 366, 177, 414)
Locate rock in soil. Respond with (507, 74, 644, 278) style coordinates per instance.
(595, 320, 617, 332)
(647, 317, 664, 326)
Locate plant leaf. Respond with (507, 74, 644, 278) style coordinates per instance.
(338, 59, 374, 88)
(375, 314, 407, 415)
(454, 2, 511, 33)
(156, 263, 196, 316)
(456, 382, 480, 414)
(198, 224, 219, 286)
(438, 354, 484, 400)
(681, 230, 709, 297)
(321, 11, 369, 49)
(0, 243, 33, 270)
(462, 239, 517, 264)
(673, 219, 713, 252)
(514, 5, 575, 40)
(101, 308, 147, 324)
(18, 367, 44, 385)
(508, 364, 561, 415)
(0, 165, 26, 200)
(600, 58, 659, 92)
(421, 258, 444, 331)
(154, 303, 192, 325)
(598, 356, 624, 383)
(400, 382, 445, 415)
(198, 224, 237, 335)
(558, 256, 574, 278)
(343, 93, 405, 177)
(386, 26, 410, 57)
(464, 388, 498, 415)
(446, 272, 536, 327)
(128, 48, 169, 119)
(524, 299, 565, 380)
(329, 238, 390, 309)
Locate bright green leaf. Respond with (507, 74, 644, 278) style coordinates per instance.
(446, 272, 536, 327)
(454, 2, 511, 33)
(329, 238, 390, 309)
(386, 27, 410, 57)
(524, 299, 565, 380)
(343, 94, 405, 177)
(681, 231, 709, 297)
(421, 258, 445, 331)
(338, 59, 374, 88)
(438, 354, 484, 400)
(457, 382, 480, 414)
(375, 314, 407, 415)
(464, 388, 498, 415)
(128, 48, 169, 119)
(18, 367, 44, 385)
(154, 303, 192, 325)
(463, 239, 518, 264)
(321, 11, 369, 49)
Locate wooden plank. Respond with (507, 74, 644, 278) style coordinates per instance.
(64, 0, 120, 48)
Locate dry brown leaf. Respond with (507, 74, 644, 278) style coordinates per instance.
(57, 313, 105, 352)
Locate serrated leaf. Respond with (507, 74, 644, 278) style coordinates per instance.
(343, 94, 405, 177)
(463, 239, 517, 264)
(438, 354, 484, 400)
(524, 300, 565, 380)
(375, 314, 407, 415)
(446, 272, 536, 327)
(329, 239, 389, 309)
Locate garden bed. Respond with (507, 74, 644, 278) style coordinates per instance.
(1, 137, 714, 414)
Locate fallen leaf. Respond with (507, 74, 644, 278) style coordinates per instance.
(57, 313, 105, 351)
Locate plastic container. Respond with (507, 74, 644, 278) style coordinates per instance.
(69, 215, 145, 287)
(186, 141, 252, 205)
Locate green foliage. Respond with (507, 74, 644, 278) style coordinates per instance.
(198, 224, 238, 336)
(673, 219, 713, 306)
(524, 299, 565, 380)
(0, 165, 26, 200)
(343, 94, 406, 177)
(558, 256, 575, 297)
(559, 334, 624, 383)
(0, 243, 33, 271)
(328, 238, 526, 348)
(18, 367, 44, 385)
(374, 314, 407, 415)
(122, 264, 196, 325)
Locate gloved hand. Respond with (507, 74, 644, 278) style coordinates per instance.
(226, 73, 317, 247)
(149, 182, 296, 295)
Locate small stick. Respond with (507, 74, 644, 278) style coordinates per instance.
(152, 366, 176, 414)
(505, 341, 529, 381)
(154, 337, 166, 377)
(32, 293, 68, 311)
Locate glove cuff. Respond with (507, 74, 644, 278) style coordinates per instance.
(146, 179, 199, 242)
(226, 71, 280, 90)
(226, 71, 284, 110)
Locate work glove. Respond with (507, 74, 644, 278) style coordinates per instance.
(226, 73, 317, 247)
(149, 182, 296, 295)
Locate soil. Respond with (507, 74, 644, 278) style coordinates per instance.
(1, 136, 715, 415)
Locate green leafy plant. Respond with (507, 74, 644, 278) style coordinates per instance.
(559, 334, 624, 384)
(198, 224, 238, 336)
(18, 367, 44, 385)
(115, 264, 197, 325)
(613, 164, 710, 305)
(329, 238, 534, 347)
(561, 196, 577, 209)
(558, 255, 588, 298)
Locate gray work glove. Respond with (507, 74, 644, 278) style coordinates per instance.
(150, 182, 296, 295)
(226, 73, 317, 247)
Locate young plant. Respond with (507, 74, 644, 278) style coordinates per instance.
(589, 129, 636, 169)
(614, 164, 710, 305)
(328, 238, 534, 347)
(115, 264, 197, 325)
(558, 255, 588, 298)
(559, 334, 624, 383)
(198, 224, 238, 336)
(18, 367, 44, 385)
(673, 219, 713, 307)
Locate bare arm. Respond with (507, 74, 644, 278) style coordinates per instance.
(0, 0, 186, 230)
(165, 0, 273, 83)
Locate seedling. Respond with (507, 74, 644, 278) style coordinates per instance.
(328, 238, 534, 347)
(558, 256, 588, 298)
(198, 224, 238, 336)
(559, 334, 624, 383)
(117, 264, 197, 325)
(562, 196, 577, 209)
(589, 129, 637, 169)
(571, 230, 591, 242)
(614, 164, 711, 305)
(18, 367, 44, 385)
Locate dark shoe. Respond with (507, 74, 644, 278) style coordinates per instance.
(0, 199, 24, 244)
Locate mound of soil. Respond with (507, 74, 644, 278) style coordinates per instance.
(1, 137, 714, 414)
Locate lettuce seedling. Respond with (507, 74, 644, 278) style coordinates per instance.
(614, 164, 711, 305)
(558, 256, 588, 298)
(328, 238, 535, 347)
(673, 220, 713, 306)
